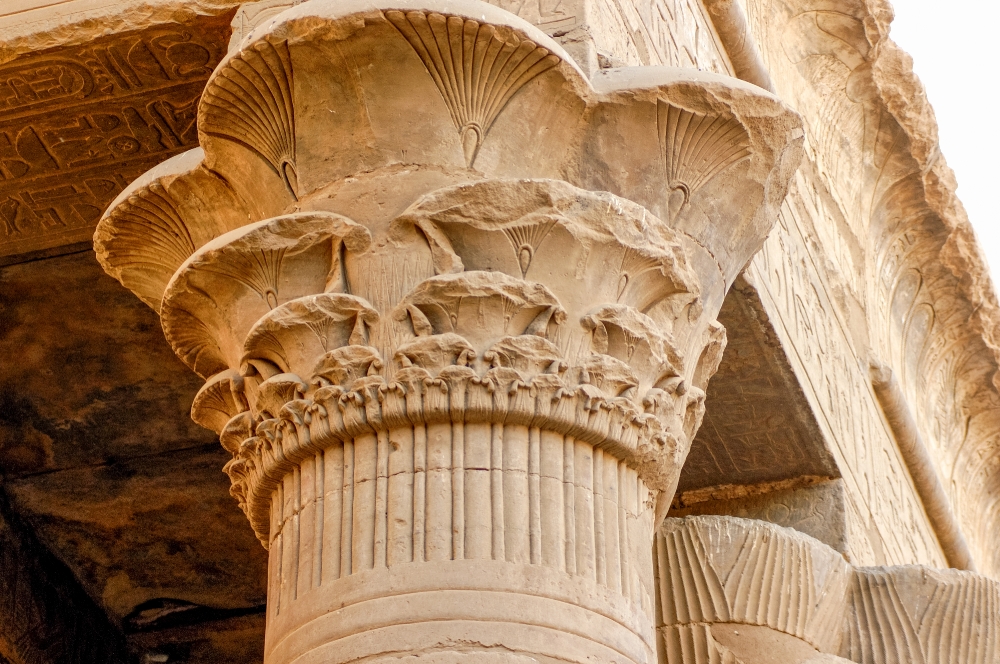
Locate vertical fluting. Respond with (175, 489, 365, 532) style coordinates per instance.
(490, 422, 505, 560)
(564, 434, 577, 575)
(374, 430, 389, 568)
(322, 446, 342, 582)
(594, 447, 607, 586)
(426, 422, 452, 560)
(540, 430, 565, 570)
(575, 438, 596, 582)
(504, 424, 530, 564)
(604, 452, 622, 595)
(464, 422, 492, 560)
(387, 427, 414, 566)
(529, 427, 542, 565)
(352, 433, 376, 571)
(340, 440, 354, 577)
(268, 425, 649, 579)
(413, 424, 427, 563)
(297, 458, 314, 596)
(313, 451, 324, 587)
(266, 422, 653, 655)
(452, 421, 465, 560)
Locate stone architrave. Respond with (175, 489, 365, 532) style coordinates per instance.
(93, 0, 803, 661)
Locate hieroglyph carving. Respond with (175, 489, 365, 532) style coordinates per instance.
(94, 0, 802, 661)
(740, 0, 1000, 574)
(0, 14, 231, 259)
(746, 168, 945, 568)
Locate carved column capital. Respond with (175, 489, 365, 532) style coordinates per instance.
(657, 516, 1000, 664)
(93, 1, 802, 661)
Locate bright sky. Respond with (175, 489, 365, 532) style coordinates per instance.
(889, 0, 1000, 283)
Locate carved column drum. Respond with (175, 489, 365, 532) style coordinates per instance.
(93, 0, 803, 661)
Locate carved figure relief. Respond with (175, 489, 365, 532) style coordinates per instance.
(93, 0, 802, 662)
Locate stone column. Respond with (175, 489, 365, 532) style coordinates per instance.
(93, 0, 802, 661)
(656, 516, 1000, 664)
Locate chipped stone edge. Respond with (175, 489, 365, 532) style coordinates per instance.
(0, 0, 243, 65)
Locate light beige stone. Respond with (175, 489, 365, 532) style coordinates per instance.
(3, 0, 1000, 661)
(739, 0, 1000, 575)
(843, 565, 1000, 664)
(656, 516, 851, 663)
(92, 0, 802, 661)
(656, 515, 1000, 664)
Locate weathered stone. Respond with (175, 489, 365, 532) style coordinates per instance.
(671, 478, 849, 555)
(3, 0, 1000, 660)
(0, 11, 234, 263)
(0, 490, 127, 664)
(91, 0, 803, 661)
(655, 516, 1000, 663)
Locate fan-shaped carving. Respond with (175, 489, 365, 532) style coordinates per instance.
(386, 10, 560, 167)
(201, 39, 297, 196)
(97, 182, 193, 311)
(191, 369, 248, 434)
(657, 100, 751, 205)
(503, 220, 555, 276)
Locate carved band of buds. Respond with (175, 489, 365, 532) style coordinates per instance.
(172, 180, 722, 547)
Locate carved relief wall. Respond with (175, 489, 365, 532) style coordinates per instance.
(746, 167, 945, 567)
(483, 0, 733, 73)
(739, 0, 1000, 574)
(0, 11, 231, 262)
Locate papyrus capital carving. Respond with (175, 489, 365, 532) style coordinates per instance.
(656, 516, 1000, 664)
(93, 1, 802, 661)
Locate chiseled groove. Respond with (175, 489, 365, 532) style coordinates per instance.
(847, 570, 924, 664)
(414, 423, 427, 563)
(375, 430, 389, 568)
(528, 426, 541, 565)
(452, 421, 465, 561)
(594, 447, 607, 587)
(314, 450, 325, 588)
(341, 440, 354, 578)
(269, 423, 646, 617)
(106, 185, 194, 290)
(490, 423, 505, 560)
(564, 433, 576, 575)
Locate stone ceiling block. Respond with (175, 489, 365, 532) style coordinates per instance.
(0, 10, 232, 264)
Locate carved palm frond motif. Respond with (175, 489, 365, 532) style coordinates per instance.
(657, 100, 751, 204)
(200, 39, 297, 196)
(98, 182, 193, 311)
(845, 568, 1000, 664)
(386, 10, 560, 167)
(502, 220, 556, 276)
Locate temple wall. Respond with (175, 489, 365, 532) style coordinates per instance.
(529, 0, 950, 566)
(745, 170, 945, 566)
